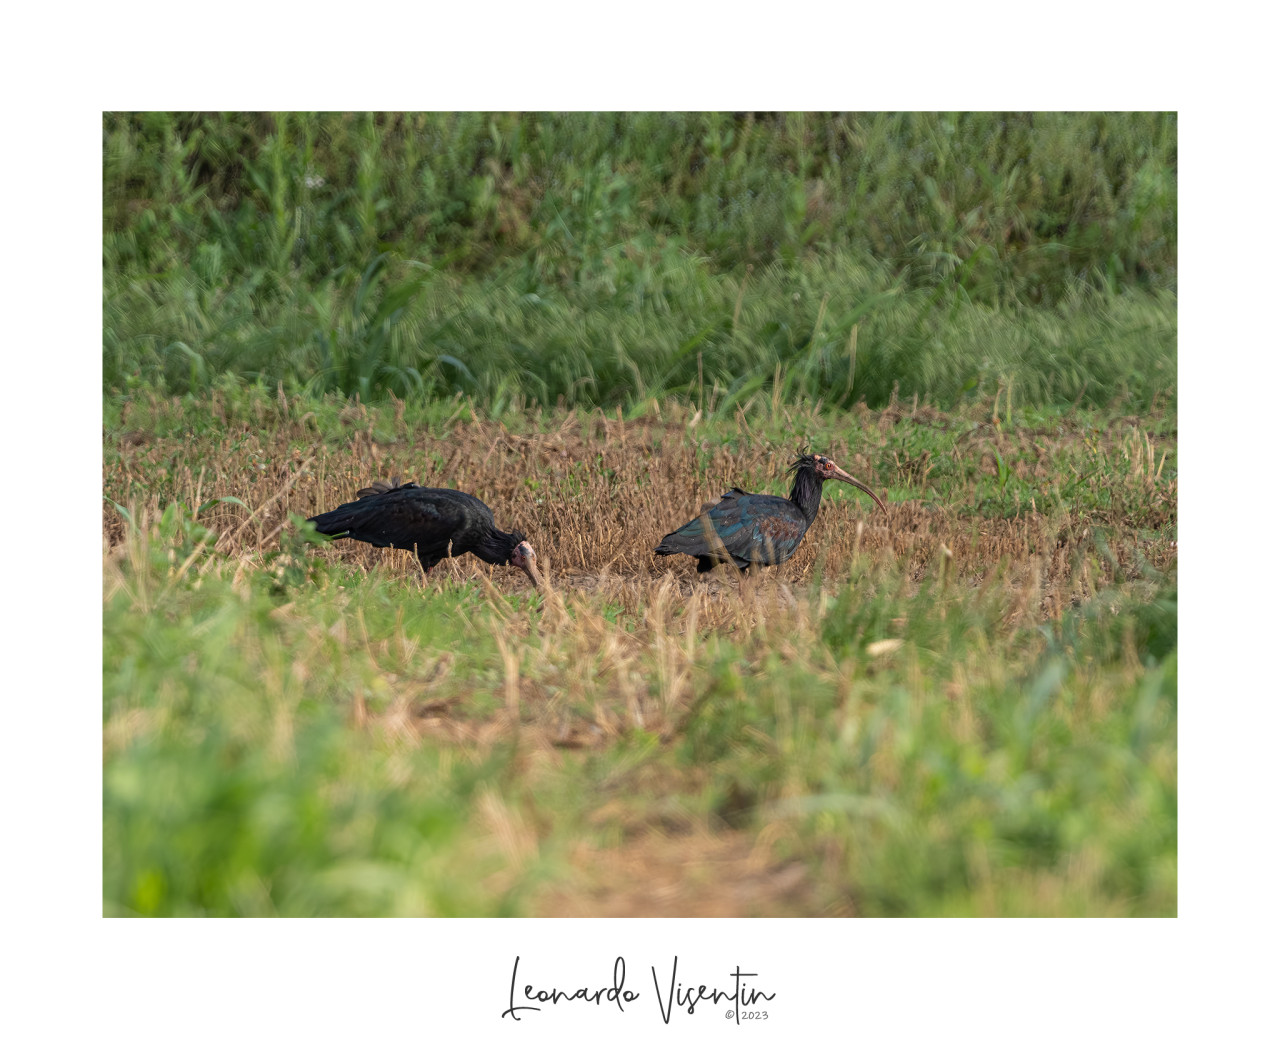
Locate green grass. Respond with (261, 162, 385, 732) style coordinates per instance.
(103, 112, 1177, 411)
(104, 566, 534, 916)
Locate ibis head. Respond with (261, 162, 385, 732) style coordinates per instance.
(799, 453, 888, 517)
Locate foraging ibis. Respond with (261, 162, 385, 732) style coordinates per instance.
(655, 452, 887, 572)
(308, 479, 540, 586)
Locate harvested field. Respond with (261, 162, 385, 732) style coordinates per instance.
(103, 393, 1177, 917)
(104, 395, 1175, 596)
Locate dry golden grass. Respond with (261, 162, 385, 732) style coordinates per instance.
(103, 399, 1177, 916)
(104, 398, 1175, 613)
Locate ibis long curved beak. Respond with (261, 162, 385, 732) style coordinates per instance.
(827, 463, 889, 516)
(523, 556, 542, 588)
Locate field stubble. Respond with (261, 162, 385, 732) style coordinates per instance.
(105, 393, 1175, 594)
(103, 394, 1177, 916)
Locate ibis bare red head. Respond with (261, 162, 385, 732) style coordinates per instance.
(799, 453, 888, 516)
(509, 538, 541, 587)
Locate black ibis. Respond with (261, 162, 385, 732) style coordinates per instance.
(308, 479, 540, 587)
(655, 452, 887, 572)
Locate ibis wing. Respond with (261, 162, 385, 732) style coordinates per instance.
(657, 490, 806, 567)
(657, 489, 744, 559)
(310, 487, 490, 565)
(356, 478, 420, 499)
(706, 493, 807, 566)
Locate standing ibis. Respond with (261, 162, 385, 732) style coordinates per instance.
(655, 452, 887, 572)
(308, 479, 540, 587)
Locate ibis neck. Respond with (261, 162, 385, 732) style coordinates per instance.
(474, 529, 521, 566)
(789, 467, 825, 526)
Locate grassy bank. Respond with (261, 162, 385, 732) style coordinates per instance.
(103, 112, 1176, 410)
